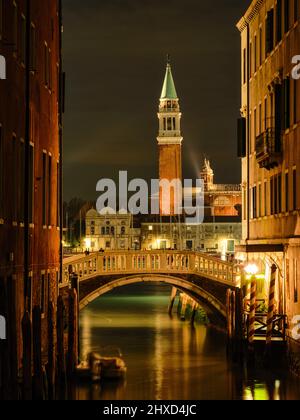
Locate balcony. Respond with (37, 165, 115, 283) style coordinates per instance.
(255, 128, 282, 170)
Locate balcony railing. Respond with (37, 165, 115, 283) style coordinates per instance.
(255, 128, 282, 170)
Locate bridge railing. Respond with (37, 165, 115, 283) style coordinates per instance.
(62, 251, 241, 288)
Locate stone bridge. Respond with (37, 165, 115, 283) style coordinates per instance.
(60, 251, 242, 325)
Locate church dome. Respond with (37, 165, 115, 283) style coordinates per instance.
(86, 208, 99, 218)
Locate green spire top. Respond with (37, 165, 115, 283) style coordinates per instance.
(160, 57, 178, 100)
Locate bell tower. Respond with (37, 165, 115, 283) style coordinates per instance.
(157, 58, 183, 216)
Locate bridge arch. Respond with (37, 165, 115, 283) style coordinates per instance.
(79, 274, 227, 323)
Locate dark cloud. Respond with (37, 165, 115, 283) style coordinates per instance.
(63, 0, 250, 200)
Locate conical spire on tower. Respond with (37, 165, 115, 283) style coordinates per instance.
(160, 58, 178, 100)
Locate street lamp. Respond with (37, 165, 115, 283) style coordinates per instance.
(245, 263, 259, 276)
(244, 263, 258, 344)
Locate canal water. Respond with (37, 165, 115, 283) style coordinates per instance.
(74, 283, 300, 400)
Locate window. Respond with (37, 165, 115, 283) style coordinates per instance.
(259, 103, 262, 134)
(91, 227, 95, 235)
(0, 124, 3, 217)
(278, 174, 282, 213)
(41, 274, 46, 315)
(20, 140, 25, 222)
(264, 180, 267, 216)
(48, 155, 52, 225)
(295, 0, 299, 22)
(293, 168, 297, 210)
(167, 118, 172, 131)
(294, 260, 298, 303)
(264, 97, 268, 130)
(283, 77, 290, 129)
(30, 24, 37, 71)
(44, 43, 51, 89)
(276, 0, 282, 43)
(243, 48, 247, 84)
(29, 145, 34, 223)
(285, 172, 289, 212)
(274, 176, 278, 214)
(0, 0, 3, 40)
(56, 162, 60, 227)
(284, 0, 290, 32)
(252, 186, 257, 219)
(12, 135, 18, 221)
(254, 35, 257, 72)
(24, 275, 32, 314)
(42, 152, 47, 226)
(259, 27, 263, 65)
(293, 79, 298, 125)
(13, 2, 18, 52)
(20, 15, 26, 64)
(249, 42, 252, 77)
(266, 9, 274, 55)
(258, 184, 262, 217)
(270, 177, 274, 215)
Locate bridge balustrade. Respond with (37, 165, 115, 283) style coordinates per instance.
(62, 251, 240, 288)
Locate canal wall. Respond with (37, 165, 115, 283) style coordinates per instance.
(287, 338, 300, 377)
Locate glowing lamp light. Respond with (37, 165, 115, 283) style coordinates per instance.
(244, 263, 259, 276)
(85, 238, 91, 249)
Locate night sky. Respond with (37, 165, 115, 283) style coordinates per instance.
(63, 0, 250, 201)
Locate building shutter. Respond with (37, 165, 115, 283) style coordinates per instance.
(266, 9, 274, 55)
(274, 83, 282, 153)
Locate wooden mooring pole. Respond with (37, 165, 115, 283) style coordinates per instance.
(22, 311, 32, 400)
(32, 306, 43, 400)
(168, 287, 177, 316)
(56, 295, 67, 400)
(67, 288, 79, 376)
(47, 302, 55, 400)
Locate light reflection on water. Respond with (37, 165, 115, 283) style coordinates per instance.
(74, 283, 300, 401)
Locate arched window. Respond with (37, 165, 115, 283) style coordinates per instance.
(167, 117, 172, 130)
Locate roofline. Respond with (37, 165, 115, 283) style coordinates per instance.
(236, 0, 265, 32)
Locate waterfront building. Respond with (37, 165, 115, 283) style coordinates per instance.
(0, 0, 63, 391)
(85, 209, 141, 251)
(236, 0, 300, 354)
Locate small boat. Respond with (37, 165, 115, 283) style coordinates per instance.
(75, 348, 127, 382)
(100, 356, 127, 380)
(75, 352, 102, 382)
(98, 346, 127, 380)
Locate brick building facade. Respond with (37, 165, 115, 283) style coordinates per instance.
(0, 0, 63, 394)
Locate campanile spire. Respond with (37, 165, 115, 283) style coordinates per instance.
(157, 59, 183, 216)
